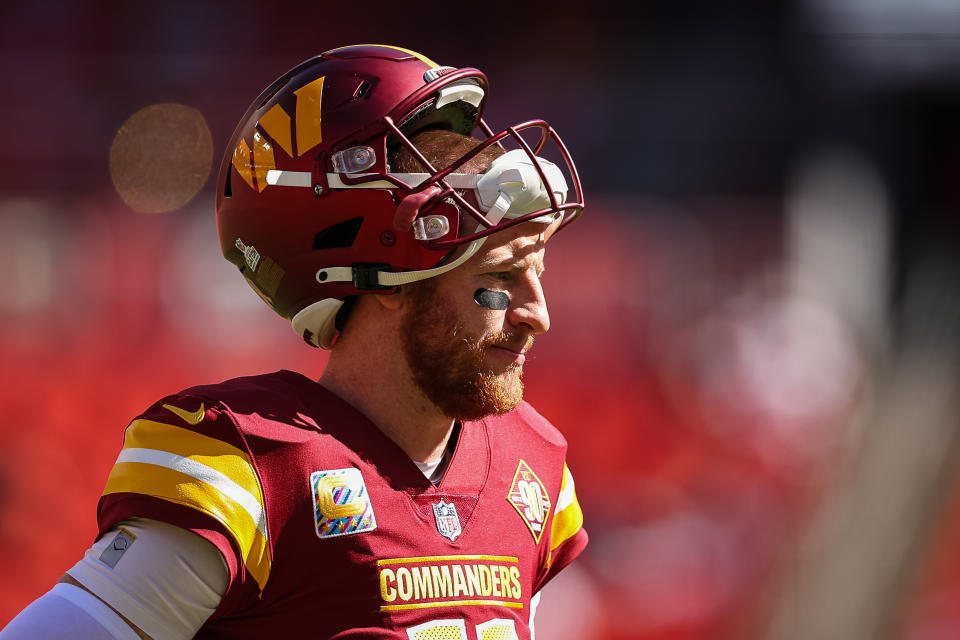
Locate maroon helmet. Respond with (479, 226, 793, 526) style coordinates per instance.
(216, 44, 583, 348)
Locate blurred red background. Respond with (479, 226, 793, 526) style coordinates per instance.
(2, 2, 959, 638)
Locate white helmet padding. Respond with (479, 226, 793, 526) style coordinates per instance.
(291, 298, 344, 349)
(474, 149, 568, 224)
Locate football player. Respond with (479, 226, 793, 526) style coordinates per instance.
(0, 44, 588, 639)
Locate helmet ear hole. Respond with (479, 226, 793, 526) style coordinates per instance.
(314, 217, 363, 250)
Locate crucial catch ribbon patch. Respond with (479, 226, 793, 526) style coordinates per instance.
(310, 468, 377, 538)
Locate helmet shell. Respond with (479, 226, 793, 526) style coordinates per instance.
(215, 45, 488, 318)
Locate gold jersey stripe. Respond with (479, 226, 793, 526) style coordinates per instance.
(104, 460, 271, 591)
(378, 555, 518, 566)
(381, 600, 524, 612)
(112, 448, 267, 537)
(549, 497, 583, 553)
(104, 418, 271, 591)
(549, 465, 584, 553)
(120, 419, 264, 503)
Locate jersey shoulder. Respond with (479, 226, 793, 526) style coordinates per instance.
(486, 400, 568, 451)
(134, 369, 329, 451)
(177, 369, 317, 428)
(482, 401, 588, 591)
(97, 370, 314, 598)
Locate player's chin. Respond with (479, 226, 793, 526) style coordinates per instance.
(486, 371, 525, 408)
(455, 371, 524, 419)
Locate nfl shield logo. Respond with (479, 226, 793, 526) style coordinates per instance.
(432, 499, 462, 542)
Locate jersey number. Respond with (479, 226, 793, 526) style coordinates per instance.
(517, 480, 545, 524)
(406, 618, 519, 640)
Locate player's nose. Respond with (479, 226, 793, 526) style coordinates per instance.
(507, 271, 550, 335)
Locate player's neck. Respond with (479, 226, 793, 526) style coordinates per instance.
(319, 336, 455, 465)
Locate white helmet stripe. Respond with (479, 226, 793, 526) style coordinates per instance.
(264, 151, 569, 222)
(264, 170, 479, 190)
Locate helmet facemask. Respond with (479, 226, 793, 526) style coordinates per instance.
(217, 45, 584, 349)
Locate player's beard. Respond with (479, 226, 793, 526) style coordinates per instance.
(401, 280, 532, 421)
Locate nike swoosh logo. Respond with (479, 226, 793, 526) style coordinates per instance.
(162, 402, 206, 425)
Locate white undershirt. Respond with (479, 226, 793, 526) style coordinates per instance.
(413, 448, 451, 484)
(65, 518, 227, 640)
(0, 583, 140, 640)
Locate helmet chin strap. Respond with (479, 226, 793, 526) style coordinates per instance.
(292, 237, 488, 348)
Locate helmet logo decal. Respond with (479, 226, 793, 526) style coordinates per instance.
(231, 75, 326, 192)
(258, 104, 293, 156)
(231, 131, 276, 193)
(293, 75, 325, 156)
(231, 139, 254, 190)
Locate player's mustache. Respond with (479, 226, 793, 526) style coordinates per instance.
(484, 332, 534, 355)
(451, 324, 534, 357)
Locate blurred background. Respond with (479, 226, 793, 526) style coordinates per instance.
(1, 1, 959, 638)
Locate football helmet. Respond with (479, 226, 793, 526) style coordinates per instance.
(215, 44, 583, 348)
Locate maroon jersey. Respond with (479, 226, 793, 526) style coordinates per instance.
(98, 370, 587, 639)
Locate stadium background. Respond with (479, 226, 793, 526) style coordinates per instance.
(1, 1, 959, 638)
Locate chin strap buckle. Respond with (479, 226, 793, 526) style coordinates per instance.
(351, 263, 393, 290)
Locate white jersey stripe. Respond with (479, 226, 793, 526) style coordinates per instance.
(555, 467, 576, 513)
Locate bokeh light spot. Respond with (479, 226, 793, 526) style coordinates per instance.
(109, 103, 213, 214)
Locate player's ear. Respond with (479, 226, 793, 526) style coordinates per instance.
(373, 289, 404, 311)
(375, 278, 436, 312)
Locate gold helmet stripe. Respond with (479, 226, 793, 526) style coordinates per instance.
(327, 44, 439, 68)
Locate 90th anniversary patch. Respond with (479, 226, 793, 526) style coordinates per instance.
(507, 460, 552, 543)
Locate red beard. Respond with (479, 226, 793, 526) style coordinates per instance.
(401, 280, 533, 420)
